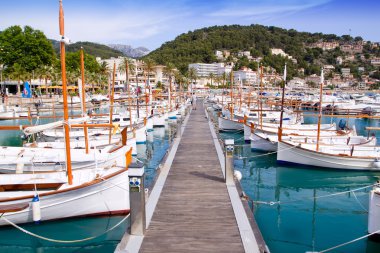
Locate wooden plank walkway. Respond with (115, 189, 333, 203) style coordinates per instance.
(139, 100, 245, 252)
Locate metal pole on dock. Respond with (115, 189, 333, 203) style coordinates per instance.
(225, 139, 234, 185)
(129, 165, 146, 236)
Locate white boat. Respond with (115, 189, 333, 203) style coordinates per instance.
(0, 165, 131, 226)
(277, 140, 380, 170)
(218, 116, 244, 131)
(153, 114, 166, 127)
(0, 142, 129, 173)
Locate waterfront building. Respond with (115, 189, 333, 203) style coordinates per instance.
(97, 56, 168, 88)
(233, 67, 258, 86)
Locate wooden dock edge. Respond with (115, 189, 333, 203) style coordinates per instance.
(206, 107, 270, 253)
(115, 106, 192, 253)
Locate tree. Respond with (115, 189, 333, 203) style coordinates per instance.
(9, 63, 28, 94)
(188, 67, 198, 91)
(208, 72, 215, 86)
(65, 51, 100, 74)
(0, 26, 55, 77)
(143, 58, 156, 90)
(164, 63, 176, 87)
(118, 58, 135, 92)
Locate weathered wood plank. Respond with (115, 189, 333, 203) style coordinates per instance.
(140, 101, 245, 253)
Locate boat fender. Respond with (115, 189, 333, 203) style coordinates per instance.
(234, 170, 242, 181)
(373, 159, 380, 168)
(32, 195, 41, 223)
(16, 163, 24, 174)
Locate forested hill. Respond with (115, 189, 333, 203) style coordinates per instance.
(51, 41, 123, 59)
(146, 24, 364, 75)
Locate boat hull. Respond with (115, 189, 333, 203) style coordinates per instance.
(218, 117, 243, 131)
(277, 141, 380, 171)
(0, 169, 129, 226)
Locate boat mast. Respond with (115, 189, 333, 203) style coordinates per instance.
(229, 71, 234, 120)
(259, 65, 264, 129)
(126, 60, 133, 130)
(169, 76, 172, 111)
(59, 0, 73, 185)
(108, 62, 116, 144)
(278, 64, 287, 141)
(80, 47, 89, 154)
(316, 68, 324, 152)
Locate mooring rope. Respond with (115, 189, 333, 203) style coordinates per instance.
(0, 214, 129, 244)
(234, 143, 300, 159)
(319, 229, 380, 252)
(249, 184, 376, 206)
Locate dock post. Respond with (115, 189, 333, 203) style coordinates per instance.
(225, 139, 234, 185)
(177, 117, 182, 138)
(128, 164, 146, 236)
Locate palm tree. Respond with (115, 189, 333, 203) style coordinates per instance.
(221, 72, 227, 88)
(36, 65, 52, 95)
(208, 72, 215, 87)
(9, 63, 28, 95)
(143, 58, 156, 90)
(188, 67, 198, 92)
(99, 61, 111, 92)
(118, 58, 135, 92)
(164, 63, 176, 109)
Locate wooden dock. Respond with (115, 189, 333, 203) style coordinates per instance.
(117, 100, 265, 253)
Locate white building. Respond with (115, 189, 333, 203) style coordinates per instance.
(97, 57, 167, 88)
(288, 78, 306, 89)
(189, 63, 232, 77)
(341, 68, 351, 78)
(233, 67, 258, 86)
(215, 50, 224, 60)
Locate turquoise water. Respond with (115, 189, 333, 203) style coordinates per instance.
(0, 115, 174, 253)
(217, 112, 380, 253)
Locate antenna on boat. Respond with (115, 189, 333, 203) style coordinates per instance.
(59, 0, 73, 184)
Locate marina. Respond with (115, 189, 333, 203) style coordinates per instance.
(1, 0, 380, 252)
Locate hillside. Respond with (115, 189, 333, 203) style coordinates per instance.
(51, 41, 124, 59)
(146, 24, 374, 78)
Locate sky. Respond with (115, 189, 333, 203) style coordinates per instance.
(0, 0, 379, 50)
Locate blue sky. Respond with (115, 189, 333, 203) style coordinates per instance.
(0, 0, 379, 50)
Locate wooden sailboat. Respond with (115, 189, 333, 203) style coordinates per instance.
(277, 69, 380, 170)
(0, 0, 134, 226)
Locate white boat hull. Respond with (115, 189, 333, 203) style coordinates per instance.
(153, 115, 166, 127)
(218, 117, 243, 131)
(0, 168, 129, 226)
(277, 141, 380, 171)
